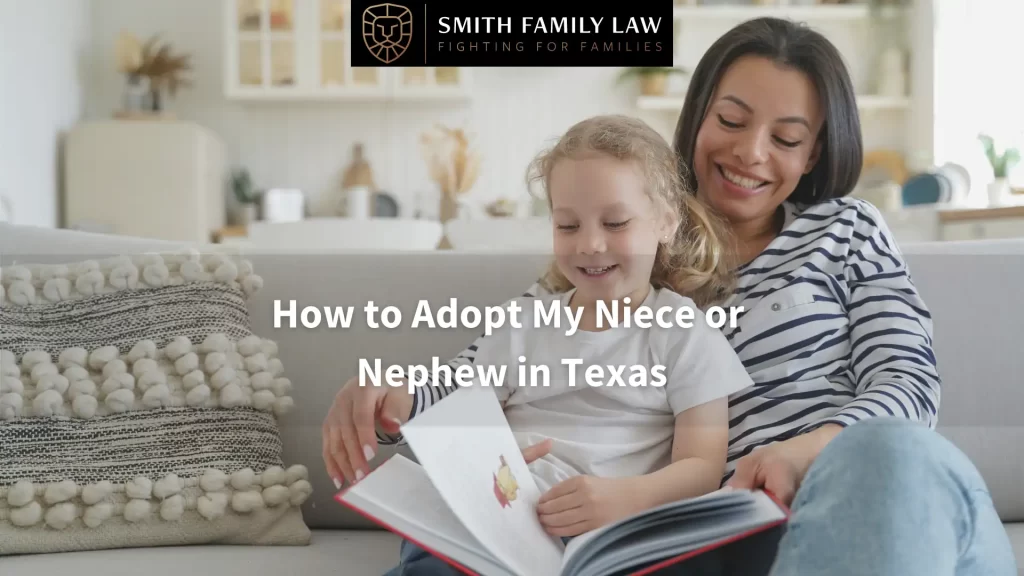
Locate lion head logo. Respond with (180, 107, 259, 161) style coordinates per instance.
(362, 3, 413, 64)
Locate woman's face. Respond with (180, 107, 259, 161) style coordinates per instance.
(693, 55, 825, 228)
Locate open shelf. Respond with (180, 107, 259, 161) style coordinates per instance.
(672, 4, 907, 21)
(636, 94, 911, 111)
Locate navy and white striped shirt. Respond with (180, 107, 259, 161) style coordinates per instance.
(379, 197, 941, 481)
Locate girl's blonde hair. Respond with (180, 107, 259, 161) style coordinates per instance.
(526, 114, 736, 309)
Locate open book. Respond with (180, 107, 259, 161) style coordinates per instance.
(335, 387, 789, 576)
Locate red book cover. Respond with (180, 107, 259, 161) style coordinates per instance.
(335, 484, 790, 576)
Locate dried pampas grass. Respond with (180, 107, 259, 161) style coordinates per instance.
(420, 125, 481, 198)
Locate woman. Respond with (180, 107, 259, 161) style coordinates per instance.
(323, 17, 1017, 576)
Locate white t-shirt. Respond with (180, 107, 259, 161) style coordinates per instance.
(470, 286, 755, 493)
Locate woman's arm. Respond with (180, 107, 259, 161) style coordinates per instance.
(375, 282, 548, 446)
(727, 200, 942, 503)
(816, 200, 941, 430)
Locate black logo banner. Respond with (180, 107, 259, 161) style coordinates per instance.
(351, 1, 674, 67)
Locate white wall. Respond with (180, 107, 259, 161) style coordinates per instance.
(85, 0, 920, 218)
(0, 0, 91, 228)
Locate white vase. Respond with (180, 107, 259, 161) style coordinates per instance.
(346, 186, 371, 219)
(987, 178, 1009, 207)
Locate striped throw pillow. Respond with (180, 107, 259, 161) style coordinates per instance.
(0, 250, 311, 555)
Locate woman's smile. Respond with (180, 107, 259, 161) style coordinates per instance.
(715, 163, 772, 197)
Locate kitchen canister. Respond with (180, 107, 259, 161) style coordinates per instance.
(901, 172, 950, 206)
(261, 188, 305, 222)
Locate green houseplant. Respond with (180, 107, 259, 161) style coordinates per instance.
(230, 168, 259, 225)
(617, 67, 688, 96)
(979, 134, 1021, 205)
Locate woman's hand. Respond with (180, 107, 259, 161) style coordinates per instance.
(536, 476, 641, 537)
(726, 424, 843, 506)
(323, 378, 553, 489)
(322, 376, 412, 488)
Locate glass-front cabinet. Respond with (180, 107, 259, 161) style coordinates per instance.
(225, 0, 471, 100)
(395, 67, 468, 95)
(232, 0, 297, 88)
(317, 0, 384, 93)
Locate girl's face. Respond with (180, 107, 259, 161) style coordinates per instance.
(693, 55, 824, 228)
(549, 154, 675, 304)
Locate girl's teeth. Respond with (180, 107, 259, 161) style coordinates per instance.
(584, 267, 610, 274)
(722, 167, 763, 189)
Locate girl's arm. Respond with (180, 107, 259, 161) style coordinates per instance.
(630, 397, 730, 509)
(631, 296, 756, 506)
(535, 399, 731, 536)
(535, 402, 730, 538)
(535, 318, 752, 536)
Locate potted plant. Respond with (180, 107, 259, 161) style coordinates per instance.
(115, 32, 192, 114)
(979, 134, 1020, 206)
(617, 67, 688, 97)
(230, 168, 260, 226)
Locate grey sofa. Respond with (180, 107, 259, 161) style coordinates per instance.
(1, 224, 1021, 575)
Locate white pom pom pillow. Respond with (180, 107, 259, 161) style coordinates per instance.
(0, 251, 311, 555)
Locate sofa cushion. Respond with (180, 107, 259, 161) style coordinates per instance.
(1008, 523, 1024, 576)
(244, 245, 1024, 529)
(0, 529, 403, 576)
(903, 245, 1024, 522)
(0, 251, 311, 555)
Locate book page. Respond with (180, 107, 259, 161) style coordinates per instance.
(400, 386, 566, 576)
(561, 486, 748, 568)
(337, 454, 515, 576)
(560, 489, 787, 576)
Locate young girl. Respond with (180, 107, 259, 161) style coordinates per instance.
(386, 115, 756, 575)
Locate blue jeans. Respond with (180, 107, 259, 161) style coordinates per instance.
(383, 418, 1017, 575)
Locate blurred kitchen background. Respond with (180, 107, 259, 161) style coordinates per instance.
(2, 0, 1022, 251)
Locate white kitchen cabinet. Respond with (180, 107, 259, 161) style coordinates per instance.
(877, 206, 941, 244)
(224, 0, 471, 101)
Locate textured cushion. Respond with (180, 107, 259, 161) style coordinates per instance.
(0, 250, 311, 555)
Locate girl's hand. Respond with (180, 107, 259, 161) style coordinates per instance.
(726, 424, 843, 506)
(536, 476, 640, 537)
(521, 438, 552, 464)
